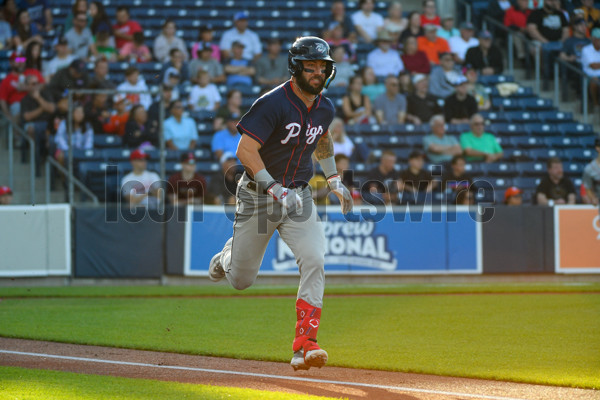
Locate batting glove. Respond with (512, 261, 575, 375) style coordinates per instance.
(267, 182, 303, 213)
(327, 175, 353, 214)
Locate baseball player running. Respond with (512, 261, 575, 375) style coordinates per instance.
(208, 36, 353, 371)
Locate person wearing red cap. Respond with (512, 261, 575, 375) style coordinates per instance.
(0, 186, 13, 205)
(120, 149, 162, 208)
(504, 186, 523, 206)
(167, 152, 208, 205)
(0, 50, 44, 123)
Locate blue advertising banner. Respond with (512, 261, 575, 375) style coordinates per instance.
(185, 205, 482, 276)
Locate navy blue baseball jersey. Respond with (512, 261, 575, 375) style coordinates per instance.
(237, 80, 336, 188)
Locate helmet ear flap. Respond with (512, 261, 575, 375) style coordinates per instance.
(288, 54, 303, 77)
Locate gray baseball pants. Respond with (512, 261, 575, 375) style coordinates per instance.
(215, 172, 326, 308)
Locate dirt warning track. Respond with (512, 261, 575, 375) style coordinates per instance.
(0, 338, 597, 400)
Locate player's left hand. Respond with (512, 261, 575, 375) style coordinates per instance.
(327, 175, 353, 214)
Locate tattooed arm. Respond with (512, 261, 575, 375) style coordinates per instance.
(314, 131, 334, 161)
(316, 131, 353, 214)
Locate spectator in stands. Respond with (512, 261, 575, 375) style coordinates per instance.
(214, 89, 244, 131)
(219, 11, 262, 61)
(428, 51, 460, 99)
(0, 186, 13, 205)
(535, 157, 576, 205)
(367, 31, 405, 79)
(3, 0, 18, 26)
(89, 1, 111, 36)
(189, 42, 226, 84)
(448, 22, 479, 64)
(89, 22, 117, 62)
(465, 66, 491, 110)
(162, 68, 181, 100)
(325, 1, 355, 41)
(504, 186, 523, 205)
(460, 113, 503, 162)
(208, 152, 240, 205)
(334, 154, 360, 205)
(325, 22, 356, 62)
(164, 100, 198, 150)
(146, 84, 172, 140)
(0, 7, 12, 50)
(309, 169, 330, 205)
(444, 75, 478, 124)
(20, 77, 54, 169)
(224, 41, 255, 87)
(161, 48, 190, 85)
(84, 92, 109, 134)
(329, 117, 354, 158)
(559, 18, 590, 65)
(527, 0, 569, 86)
(442, 154, 472, 194)
(119, 31, 151, 63)
(189, 69, 221, 113)
(89, 57, 115, 89)
(255, 38, 288, 88)
(464, 30, 504, 76)
(0, 51, 44, 123)
(112, 6, 142, 51)
(406, 73, 442, 125)
(65, 11, 93, 61)
(401, 150, 435, 193)
(329, 45, 354, 87)
(54, 103, 93, 165)
(17, 0, 52, 33)
(399, 11, 424, 44)
(504, 0, 531, 63)
(24, 40, 41, 71)
(421, 0, 441, 27)
(455, 187, 475, 205)
(103, 94, 129, 136)
(123, 103, 156, 148)
(360, 66, 385, 103)
(401, 36, 431, 74)
(489, 0, 512, 24)
(398, 70, 413, 95)
(363, 149, 402, 205)
(423, 115, 461, 164)
(352, 0, 384, 44)
(47, 59, 88, 102)
(342, 75, 375, 125)
(117, 66, 151, 109)
(373, 75, 407, 125)
(211, 114, 240, 161)
(153, 19, 188, 63)
(581, 28, 600, 109)
(417, 24, 450, 65)
(44, 37, 76, 80)
(121, 149, 162, 209)
(167, 152, 208, 205)
(383, 1, 407, 47)
(190, 25, 220, 61)
(63, 0, 88, 32)
(582, 137, 600, 207)
(12, 9, 43, 50)
(437, 15, 459, 40)
(574, 0, 600, 31)
(46, 95, 68, 147)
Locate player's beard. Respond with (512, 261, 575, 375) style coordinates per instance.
(296, 72, 325, 96)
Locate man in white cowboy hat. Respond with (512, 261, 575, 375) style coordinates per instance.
(366, 30, 405, 79)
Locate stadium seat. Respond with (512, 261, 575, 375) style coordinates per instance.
(391, 123, 427, 135)
(481, 162, 518, 177)
(370, 135, 406, 148)
(563, 162, 585, 177)
(558, 122, 595, 136)
(516, 161, 546, 176)
(404, 135, 424, 148)
(491, 123, 526, 136)
(478, 75, 514, 85)
(563, 148, 595, 162)
(510, 135, 545, 149)
(504, 148, 532, 161)
(512, 177, 541, 190)
(544, 136, 580, 148)
(94, 135, 122, 148)
(491, 97, 520, 110)
(73, 149, 105, 161)
(479, 111, 508, 123)
(503, 111, 536, 123)
(538, 110, 573, 123)
(529, 148, 565, 161)
(519, 98, 554, 111)
(103, 148, 132, 162)
(524, 123, 560, 136)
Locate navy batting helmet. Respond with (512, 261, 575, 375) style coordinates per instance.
(288, 36, 336, 88)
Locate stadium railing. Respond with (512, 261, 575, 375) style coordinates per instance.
(1, 111, 36, 204)
(552, 58, 591, 124)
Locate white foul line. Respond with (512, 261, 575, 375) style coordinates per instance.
(0, 349, 530, 400)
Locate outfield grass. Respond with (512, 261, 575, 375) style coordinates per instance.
(0, 287, 598, 389)
(0, 366, 338, 400)
(0, 281, 599, 298)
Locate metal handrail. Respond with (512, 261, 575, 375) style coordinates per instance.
(44, 155, 99, 204)
(553, 59, 590, 124)
(1, 111, 35, 204)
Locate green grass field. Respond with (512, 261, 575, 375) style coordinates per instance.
(0, 283, 599, 397)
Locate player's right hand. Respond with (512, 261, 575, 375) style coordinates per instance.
(267, 182, 303, 213)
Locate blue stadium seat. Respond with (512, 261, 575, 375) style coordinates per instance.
(510, 135, 545, 149)
(524, 123, 560, 136)
(103, 148, 132, 162)
(481, 162, 518, 177)
(404, 135, 424, 149)
(196, 135, 213, 148)
(544, 136, 580, 148)
(519, 98, 554, 111)
(490, 123, 526, 136)
(391, 123, 427, 135)
(391, 148, 413, 161)
(73, 149, 105, 161)
(516, 161, 546, 176)
(563, 148, 596, 162)
(538, 110, 573, 123)
(370, 135, 406, 148)
(479, 111, 508, 123)
(558, 122, 595, 136)
(196, 162, 221, 174)
(563, 162, 585, 177)
(197, 123, 214, 135)
(503, 111, 537, 123)
(464, 162, 483, 176)
(94, 135, 122, 148)
(478, 75, 514, 85)
(504, 148, 532, 161)
(579, 136, 600, 147)
(489, 177, 513, 192)
(529, 148, 565, 161)
(512, 177, 541, 190)
(491, 97, 520, 110)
